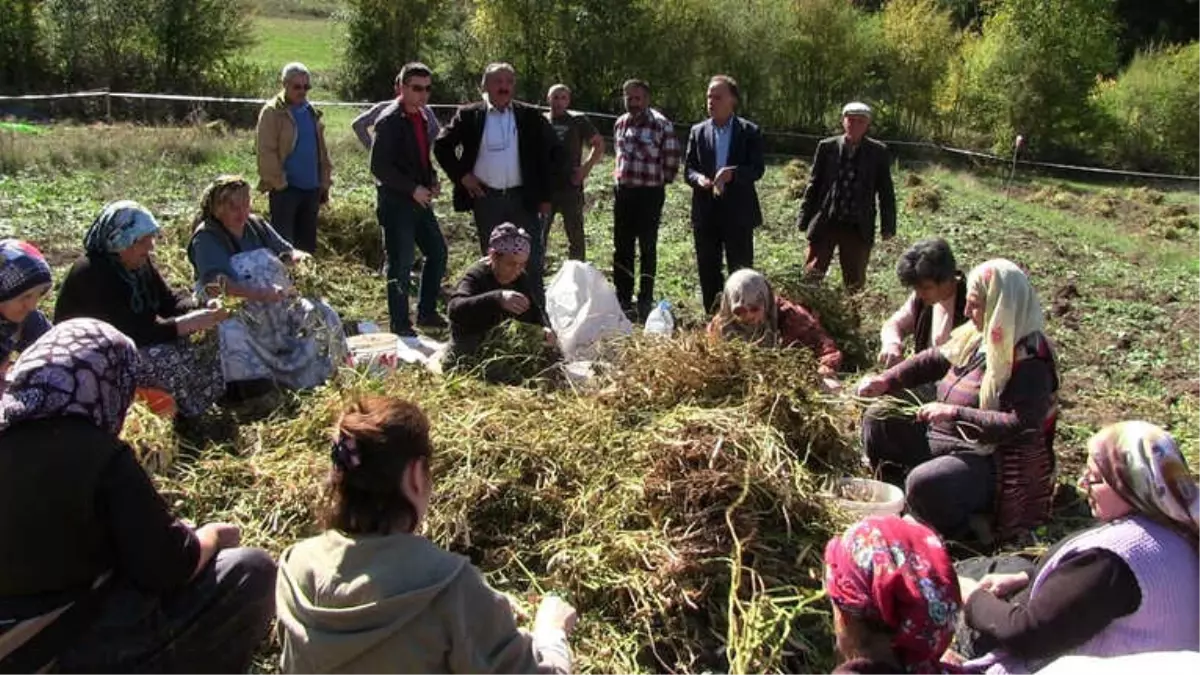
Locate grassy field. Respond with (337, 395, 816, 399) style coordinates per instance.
(0, 117, 1196, 671)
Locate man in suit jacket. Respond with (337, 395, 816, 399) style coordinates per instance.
(684, 75, 765, 314)
(370, 62, 448, 336)
(796, 101, 896, 292)
(433, 63, 556, 303)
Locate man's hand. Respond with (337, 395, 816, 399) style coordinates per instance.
(431, 180, 442, 198)
(319, 188, 330, 205)
(461, 173, 486, 198)
(196, 522, 241, 550)
(571, 166, 590, 186)
(696, 175, 713, 190)
(539, 202, 552, 216)
(413, 185, 433, 208)
(713, 167, 735, 192)
(916, 402, 959, 424)
(500, 291, 531, 315)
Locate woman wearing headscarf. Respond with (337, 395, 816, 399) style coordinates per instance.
(954, 421, 1199, 674)
(0, 319, 276, 673)
(446, 223, 554, 359)
(54, 201, 228, 418)
(856, 259, 1059, 544)
(0, 239, 53, 381)
(706, 269, 842, 386)
(824, 514, 963, 674)
(186, 175, 347, 392)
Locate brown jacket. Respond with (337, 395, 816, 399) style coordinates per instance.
(276, 530, 571, 674)
(255, 91, 333, 194)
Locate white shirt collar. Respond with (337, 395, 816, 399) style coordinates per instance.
(483, 94, 512, 113)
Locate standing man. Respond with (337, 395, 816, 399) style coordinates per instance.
(611, 79, 681, 321)
(351, 73, 440, 151)
(255, 62, 333, 253)
(370, 63, 448, 337)
(796, 101, 896, 292)
(684, 75, 765, 314)
(544, 84, 604, 262)
(434, 62, 556, 302)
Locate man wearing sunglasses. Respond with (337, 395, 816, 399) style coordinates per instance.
(255, 62, 333, 254)
(434, 62, 557, 307)
(370, 63, 449, 337)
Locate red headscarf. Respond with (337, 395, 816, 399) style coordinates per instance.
(824, 515, 962, 673)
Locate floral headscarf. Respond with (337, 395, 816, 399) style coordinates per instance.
(488, 223, 532, 256)
(1090, 421, 1199, 545)
(0, 240, 53, 356)
(0, 318, 138, 436)
(713, 269, 780, 347)
(939, 259, 1044, 410)
(83, 201, 163, 314)
(824, 515, 962, 673)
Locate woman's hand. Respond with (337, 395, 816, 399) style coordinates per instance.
(877, 344, 904, 369)
(916, 402, 959, 423)
(500, 291, 531, 315)
(253, 284, 288, 304)
(544, 328, 557, 347)
(534, 595, 578, 635)
(855, 375, 889, 398)
(176, 308, 230, 335)
(283, 250, 311, 266)
(977, 571, 1030, 598)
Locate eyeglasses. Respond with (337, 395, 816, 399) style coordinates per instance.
(408, 84, 433, 93)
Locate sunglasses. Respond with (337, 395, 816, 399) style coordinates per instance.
(407, 84, 433, 93)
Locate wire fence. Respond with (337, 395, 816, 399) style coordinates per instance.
(1, 88, 1196, 183)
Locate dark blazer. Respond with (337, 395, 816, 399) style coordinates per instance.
(433, 100, 555, 214)
(797, 135, 896, 243)
(370, 102, 437, 201)
(684, 115, 765, 229)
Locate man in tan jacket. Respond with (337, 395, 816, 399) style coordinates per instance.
(255, 62, 333, 253)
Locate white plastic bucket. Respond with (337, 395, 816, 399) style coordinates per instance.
(347, 333, 400, 375)
(832, 477, 905, 517)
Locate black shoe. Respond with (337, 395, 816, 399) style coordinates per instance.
(416, 313, 448, 330)
(394, 325, 418, 338)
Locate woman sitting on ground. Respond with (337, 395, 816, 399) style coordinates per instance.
(187, 175, 347, 393)
(824, 514, 962, 674)
(856, 259, 1059, 545)
(707, 268, 843, 390)
(954, 421, 1199, 674)
(276, 395, 577, 673)
(446, 223, 553, 358)
(0, 239, 53, 381)
(878, 237, 968, 370)
(54, 201, 228, 418)
(0, 318, 276, 673)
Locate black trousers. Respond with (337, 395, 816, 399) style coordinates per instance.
(612, 185, 665, 316)
(693, 209, 754, 314)
(269, 186, 321, 253)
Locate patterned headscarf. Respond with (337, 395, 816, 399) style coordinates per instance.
(824, 515, 962, 674)
(83, 201, 163, 315)
(939, 259, 1044, 410)
(1090, 421, 1199, 545)
(712, 269, 780, 347)
(0, 318, 137, 436)
(0, 240, 53, 356)
(487, 223, 532, 256)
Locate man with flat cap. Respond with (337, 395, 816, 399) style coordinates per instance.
(796, 101, 896, 292)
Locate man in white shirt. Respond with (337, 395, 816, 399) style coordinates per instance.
(434, 63, 556, 303)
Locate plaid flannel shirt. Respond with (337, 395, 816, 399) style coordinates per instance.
(613, 109, 681, 187)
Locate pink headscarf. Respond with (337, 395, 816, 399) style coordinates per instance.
(488, 223, 531, 256)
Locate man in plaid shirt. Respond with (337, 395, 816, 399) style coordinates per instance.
(612, 78, 681, 320)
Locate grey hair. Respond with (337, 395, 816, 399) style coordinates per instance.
(280, 62, 310, 84)
(547, 83, 570, 98)
(480, 62, 516, 90)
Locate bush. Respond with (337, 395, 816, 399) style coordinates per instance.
(1092, 42, 1200, 175)
(337, 0, 446, 101)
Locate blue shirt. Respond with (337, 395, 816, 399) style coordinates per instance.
(283, 103, 321, 190)
(713, 117, 734, 170)
(190, 222, 294, 285)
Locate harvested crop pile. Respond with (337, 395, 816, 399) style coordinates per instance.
(905, 184, 943, 212)
(128, 334, 859, 674)
(444, 320, 562, 385)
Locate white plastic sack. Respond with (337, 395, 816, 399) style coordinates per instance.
(544, 261, 632, 362)
(1037, 652, 1200, 675)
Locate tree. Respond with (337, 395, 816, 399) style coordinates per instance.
(0, 0, 45, 92)
(338, 0, 447, 101)
(879, 0, 959, 137)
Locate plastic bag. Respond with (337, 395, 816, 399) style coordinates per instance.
(544, 261, 633, 362)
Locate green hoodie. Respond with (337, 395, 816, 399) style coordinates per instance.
(276, 530, 570, 674)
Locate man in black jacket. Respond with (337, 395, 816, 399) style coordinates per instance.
(433, 62, 556, 303)
(370, 62, 448, 336)
(684, 75, 765, 314)
(796, 101, 896, 292)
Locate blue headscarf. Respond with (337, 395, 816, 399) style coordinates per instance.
(83, 201, 163, 314)
(0, 239, 53, 356)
